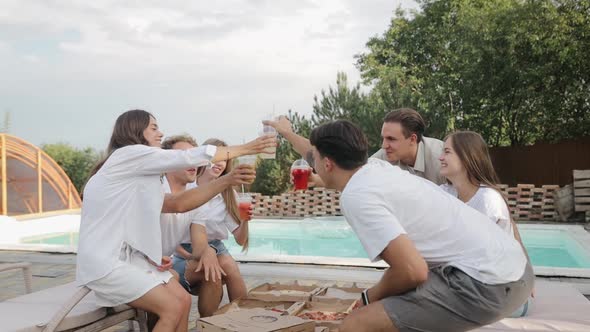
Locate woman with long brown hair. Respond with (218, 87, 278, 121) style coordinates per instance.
(175, 138, 249, 303)
(76, 110, 275, 332)
(439, 130, 533, 317)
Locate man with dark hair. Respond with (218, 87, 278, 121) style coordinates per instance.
(371, 108, 445, 184)
(309, 120, 533, 332)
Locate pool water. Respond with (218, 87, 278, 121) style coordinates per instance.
(22, 232, 79, 246)
(520, 228, 590, 268)
(20, 217, 590, 269)
(225, 218, 590, 269)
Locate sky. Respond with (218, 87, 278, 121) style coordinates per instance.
(0, 0, 419, 150)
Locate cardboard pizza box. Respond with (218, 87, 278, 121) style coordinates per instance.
(214, 298, 299, 316)
(311, 285, 364, 303)
(290, 300, 359, 330)
(198, 308, 315, 332)
(248, 282, 326, 302)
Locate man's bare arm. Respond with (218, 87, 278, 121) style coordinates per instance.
(162, 165, 255, 213)
(264, 116, 325, 187)
(263, 116, 313, 159)
(366, 235, 429, 302)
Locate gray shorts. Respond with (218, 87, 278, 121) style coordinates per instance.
(383, 262, 534, 332)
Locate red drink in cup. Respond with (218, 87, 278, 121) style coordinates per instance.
(291, 159, 311, 190)
(238, 202, 251, 221)
(237, 193, 253, 221)
(292, 168, 311, 190)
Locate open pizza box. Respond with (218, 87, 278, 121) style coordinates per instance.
(290, 299, 360, 330)
(214, 298, 300, 316)
(248, 282, 326, 302)
(311, 284, 364, 303)
(198, 307, 316, 332)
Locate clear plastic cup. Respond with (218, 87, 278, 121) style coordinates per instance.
(291, 159, 311, 190)
(236, 154, 257, 167)
(260, 114, 277, 159)
(237, 192, 253, 221)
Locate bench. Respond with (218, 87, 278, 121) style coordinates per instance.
(0, 263, 148, 332)
(476, 280, 590, 332)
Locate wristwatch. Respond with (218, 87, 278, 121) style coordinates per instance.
(361, 288, 370, 305)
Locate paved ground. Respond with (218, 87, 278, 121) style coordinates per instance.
(2, 250, 590, 331)
(0, 250, 383, 331)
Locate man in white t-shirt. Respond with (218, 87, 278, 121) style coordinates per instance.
(307, 120, 534, 332)
(160, 135, 226, 317)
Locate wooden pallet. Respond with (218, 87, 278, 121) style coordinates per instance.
(250, 184, 560, 221)
(574, 170, 590, 212)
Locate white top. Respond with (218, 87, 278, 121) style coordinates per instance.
(440, 184, 513, 236)
(76, 144, 216, 285)
(159, 178, 205, 256)
(371, 136, 445, 185)
(340, 158, 527, 285)
(189, 183, 240, 241)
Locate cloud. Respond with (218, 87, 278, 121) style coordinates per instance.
(0, 0, 418, 149)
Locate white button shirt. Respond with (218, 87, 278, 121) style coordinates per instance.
(76, 144, 216, 285)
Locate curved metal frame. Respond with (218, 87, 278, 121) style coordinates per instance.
(0, 134, 81, 215)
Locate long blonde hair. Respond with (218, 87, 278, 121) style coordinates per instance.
(198, 138, 249, 251)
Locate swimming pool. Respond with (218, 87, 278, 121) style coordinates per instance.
(9, 216, 590, 277)
(224, 218, 590, 276)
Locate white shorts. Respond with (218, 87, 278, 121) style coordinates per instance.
(86, 244, 173, 307)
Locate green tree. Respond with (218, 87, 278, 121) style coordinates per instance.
(310, 72, 386, 154)
(251, 73, 392, 195)
(42, 143, 100, 195)
(356, 0, 590, 146)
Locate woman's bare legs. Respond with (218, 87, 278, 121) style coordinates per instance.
(129, 282, 189, 332)
(185, 259, 223, 317)
(165, 278, 192, 332)
(218, 254, 247, 301)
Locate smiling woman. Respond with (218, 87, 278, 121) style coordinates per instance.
(72, 109, 274, 329)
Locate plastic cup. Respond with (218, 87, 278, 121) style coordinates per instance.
(237, 193, 253, 221)
(291, 159, 311, 190)
(237, 155, 257, 167)
(260, 114, 277, 159)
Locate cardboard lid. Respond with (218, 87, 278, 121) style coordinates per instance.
(199, 308, 313, 332)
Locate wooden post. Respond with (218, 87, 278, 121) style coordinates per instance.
(37, 149, 43, 213)
(68, 183, 72, 209)
(1, 134, 6, 215)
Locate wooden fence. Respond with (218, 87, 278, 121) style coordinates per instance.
(251, 185, 561, 221)
(489, 137, 590, 186)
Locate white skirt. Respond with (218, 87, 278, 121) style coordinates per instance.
(86, 244, 173, 307)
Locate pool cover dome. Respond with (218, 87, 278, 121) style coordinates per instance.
(0, 134, 81, 216)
